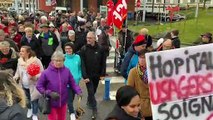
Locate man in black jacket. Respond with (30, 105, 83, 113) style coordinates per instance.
(38, 24, 59, 68)
(79, 31, 105, 119)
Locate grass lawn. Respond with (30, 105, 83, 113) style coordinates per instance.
(127, 8, 213, 44)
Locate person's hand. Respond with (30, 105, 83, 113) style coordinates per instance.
(13, 77, 19, 83)
(77, 93, 83, 100)
(50, 92, 60, 100)
(83, 78, 90, 83)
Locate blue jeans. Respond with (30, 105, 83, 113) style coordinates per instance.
(23, 88, 39, 115)
(67, 87, 75, 114)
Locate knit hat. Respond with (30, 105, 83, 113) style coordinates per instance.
(40, 23, 49, 28)
(133, 35, 146, 46)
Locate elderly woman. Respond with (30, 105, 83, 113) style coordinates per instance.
(36, 51, 82, 120)
(0, 41, 18, 74)
(14, 46, 44, 120)
(0, 71, 27, 120)
(20, 27, 41, 58)
(64, 42, 82, 120)
(61, 30, 76, 53)
(128, 50, 152, 120)
(105, 85, 143, 120)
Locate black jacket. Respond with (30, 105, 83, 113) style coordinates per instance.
(118, 29, 134, 53)
(171, 36, 180, 48)
(0, 99, 27, 120)
(20, 35, 41, 57)
(105, 105, 142, 120)
(79, 43, 105, 78)
(75, 27, 87, 52)
(0, 49, 18, 72)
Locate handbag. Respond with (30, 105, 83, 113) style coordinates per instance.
(38, 94, 51, 114)
(76, 97, 85, 119)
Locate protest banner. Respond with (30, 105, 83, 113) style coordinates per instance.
(146, 44, 213, 120)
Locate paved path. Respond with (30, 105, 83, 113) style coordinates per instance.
(30, 36, 125, 120)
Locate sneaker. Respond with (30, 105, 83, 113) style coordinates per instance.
(27, 109, 32, 118)
(70, 113, 76, 120)
(91, 109, 97, 120)
(32, 115, 38, 120)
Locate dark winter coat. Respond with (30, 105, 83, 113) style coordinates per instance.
(171, 36, 181, 48)
(98, 31, 111, 56)
(20, 35, 41, 58)
(79, 43, 105, 79)
(0, 99, 27, 120)
(0, 48, 18, 73)
(105, 105, 142, 120)
(38, 31, 59, 57)
(118, 29, 134, 53)
(75, 27, 87, 53)
(120, 45, 137, 79)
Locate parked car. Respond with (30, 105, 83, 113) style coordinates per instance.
(172, 14, 186, 21)
(161, 14, 186, 22)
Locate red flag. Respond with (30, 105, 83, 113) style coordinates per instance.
(166, 5, 180, 21)
(113, 0, 127, 30)
(136, 0, 141, 8)
(51, 0, 57, 6)
(107, 0, 114, 26)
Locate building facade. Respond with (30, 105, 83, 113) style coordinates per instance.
(0, 0, 13, 8)
(37, 0, 213, 13)
(37, 0, 135, 13)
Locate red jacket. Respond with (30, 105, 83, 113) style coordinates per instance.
(12, 33, 22, 48)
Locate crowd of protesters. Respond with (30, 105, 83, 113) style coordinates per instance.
(0, 8, 212, 120)
(0, 9, 111, 120)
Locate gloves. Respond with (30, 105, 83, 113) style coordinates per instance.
(50, 92, 60, 100)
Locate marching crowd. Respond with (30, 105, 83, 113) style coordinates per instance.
(0, 9, 212, 120)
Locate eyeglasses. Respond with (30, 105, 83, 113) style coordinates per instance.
(53, 59, 64, 63)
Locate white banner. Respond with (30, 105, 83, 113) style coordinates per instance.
(146, 44, 213, 120)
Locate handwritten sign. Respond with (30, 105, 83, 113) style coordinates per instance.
(146, 44, 213, 120)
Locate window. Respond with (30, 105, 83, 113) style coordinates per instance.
(156, 0, 161, 3)
(147, 0, 152, 3)
(191, 0, 195, 3)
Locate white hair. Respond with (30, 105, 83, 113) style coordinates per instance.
(51, 51, 65, 60)
(40, 16, 47, 21)
(68, 30, 75, 36)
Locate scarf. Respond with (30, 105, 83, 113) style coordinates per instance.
(137, 64, 148, 84)
(18, 57, 37, 69)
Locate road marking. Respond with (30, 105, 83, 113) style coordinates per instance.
(109, 91, 116, 100)
(101, 76, 125, 84)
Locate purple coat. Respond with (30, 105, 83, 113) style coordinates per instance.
(36, 63, 82, 108)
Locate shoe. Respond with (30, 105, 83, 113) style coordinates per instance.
(91, 109, 97, 120)
(32, 115, 38, 120)
(70, 113, 76, 120)
(27, 109, 32, 118)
